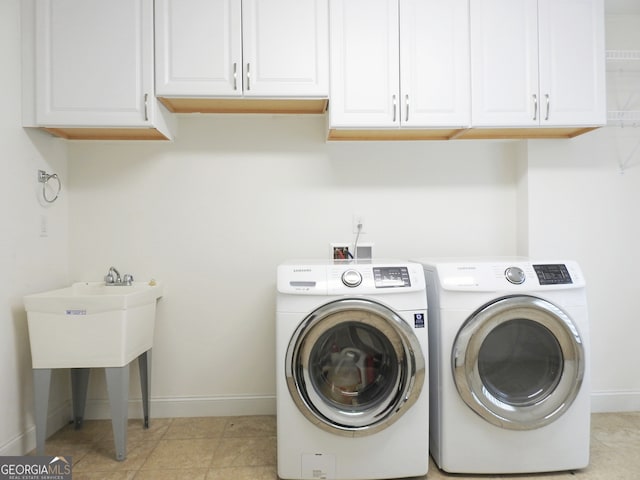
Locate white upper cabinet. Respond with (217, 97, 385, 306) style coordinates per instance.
(469, 0, 539, 127)
(155, 0, 329, 112)
(328, 0, 470, 139)
(329, 0, 400, 128)
(155, 0, 242, 97)
(22, 0, 174, 140)
(469, 0, 606, 132)
(399, 0, 470, 128)
(538, 0, 606, 126)
(242, 0, 328, 97)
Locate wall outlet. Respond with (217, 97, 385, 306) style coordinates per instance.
(352, 214, 366, 234)
(39, 214, 48, 237)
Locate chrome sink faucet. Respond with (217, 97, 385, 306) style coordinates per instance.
(105, 266, 134, 286)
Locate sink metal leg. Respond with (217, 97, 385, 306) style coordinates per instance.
(138, 349, 151, 429)
(33, 368, 52, 455)
(70, 368, 90, 429)
(105, 365, 129, 461)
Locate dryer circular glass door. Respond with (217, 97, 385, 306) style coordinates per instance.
(452, 295, 585, 430)
(285, 298, 425, 436)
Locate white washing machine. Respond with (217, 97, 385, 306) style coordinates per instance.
(414, 258, 590, 474)
(276, 260, 429, 480)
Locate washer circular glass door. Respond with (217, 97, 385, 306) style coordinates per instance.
(285, 298, 425, 436)
(453, 295, 585, 430)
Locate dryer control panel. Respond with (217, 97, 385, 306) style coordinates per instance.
(533, 264, 573, 285)
(420, 258, 585, 291)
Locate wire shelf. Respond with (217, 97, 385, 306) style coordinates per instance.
(606, 50, 640, 72)
(608, 110, 640, 127)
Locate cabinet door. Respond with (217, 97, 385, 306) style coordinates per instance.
(242, 0, 328, 97)
(155, 0, 242, 97)
(538, 0, 606, 126)
(35, 0, 154, 126)
(329, 0, 400, 127)
(400, 0, 470, 127)
(470, 0, 539, 126)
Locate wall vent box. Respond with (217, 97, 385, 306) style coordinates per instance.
(355, 244, 373, 260)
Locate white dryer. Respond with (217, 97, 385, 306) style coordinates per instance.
(415, 258, 590, 474)
(276, 260, 429, 480)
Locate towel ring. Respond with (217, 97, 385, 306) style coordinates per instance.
(38, 170, 62, 203)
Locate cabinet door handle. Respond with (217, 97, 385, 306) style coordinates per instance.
(233, 63, 238, 91)
(405, 94, 410, 122)
(532, 94, 538, 121)
(144, 93, 149, 122)
(545, 94, 550, 121)
(246, 63, 251, 91)
(392, 95, 397, 122)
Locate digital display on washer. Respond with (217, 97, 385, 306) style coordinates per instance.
(533, 264, 573, 285)
(373, 267, 411, 288)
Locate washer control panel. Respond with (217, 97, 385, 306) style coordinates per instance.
(341, 266, 411, 288)
(373, 266, 411, 288)
(277, 261, 425, 295)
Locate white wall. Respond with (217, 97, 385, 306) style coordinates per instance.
(67, 115, 518, 417)
(0, 0, 69, 456)
(521, 13, 640, 412)
(524, 128, 640, 411)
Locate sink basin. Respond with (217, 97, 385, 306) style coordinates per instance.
(24, 281, 163, 369)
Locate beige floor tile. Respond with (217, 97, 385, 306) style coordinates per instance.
(206, 465, 278, 480)
(591, 412, 640, 448)
(223, 415, 276, 437)
(163, 416, 228, 439)
(31, 441, 93, 465)
(210, 436, 277, 468)
(48, 419, 113, 444)
(72, 471, 137, 480)
(30, 412, 640, 479)
(127, 417, 173, 443)
(576, 444, 640, 480)
(74, 440, 158, 472)
(133, 468, 209, 480)
(140, 438, 218, 470)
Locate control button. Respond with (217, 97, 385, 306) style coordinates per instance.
(505, 267, 526, 285)
(342, 270, 363, 287)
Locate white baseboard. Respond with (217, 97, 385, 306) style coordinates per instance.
(83, 394, 277, 420)
(4, 391, 637, 457)
(80, 391, 637, 419)
(0, 400, 71, 457)
(591, 390, 640, 412)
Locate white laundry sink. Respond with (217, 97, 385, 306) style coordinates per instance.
(24, 281, 163, 368)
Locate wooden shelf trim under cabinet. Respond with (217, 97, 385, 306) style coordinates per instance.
(158, 97, 329, 115)
(43, 127, 171, 141)
(327, 128, 465, 141)
(456, 126, 600, 140)
(328, 126, 600, 141)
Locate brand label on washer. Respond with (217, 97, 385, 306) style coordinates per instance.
(414, 313, 425, 328)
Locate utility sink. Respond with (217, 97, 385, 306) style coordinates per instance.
(24, 281, 163, 369)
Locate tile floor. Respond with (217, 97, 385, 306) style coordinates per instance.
(33, 412, 640, 480)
